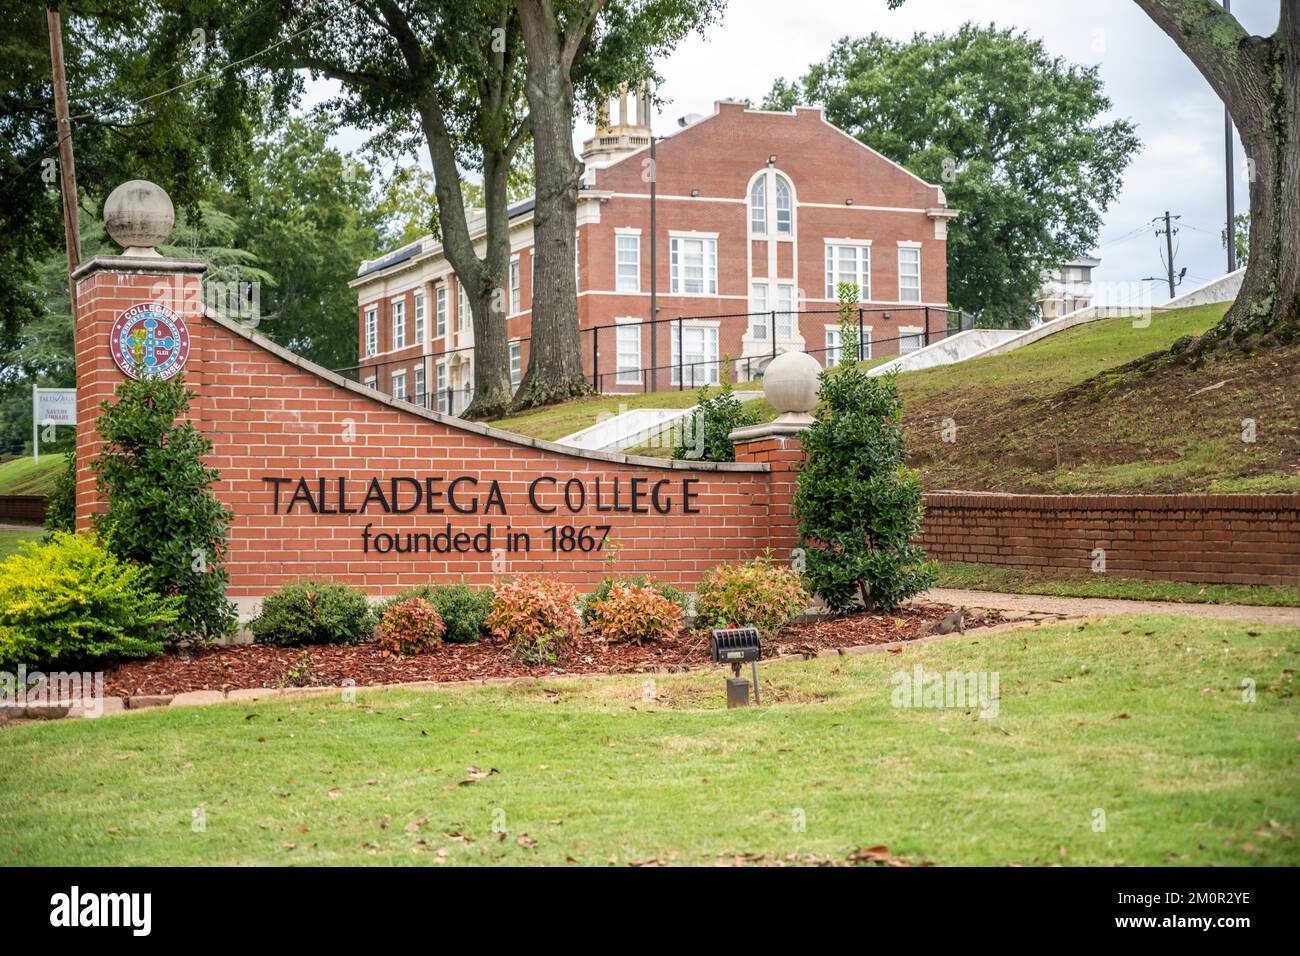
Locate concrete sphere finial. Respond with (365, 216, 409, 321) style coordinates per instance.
(763, 350, 822, 415)
(104, 180, 174, 257)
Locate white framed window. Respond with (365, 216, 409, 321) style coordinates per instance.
(615, 233, 640, 292)
(899, 326, 923, 354)
(391, 299, 406, 350)
(749, 177, 766, 235)
(862, 326, 873, 360)
(774, 175, 792, 235)
(414, 293, 426, 344)
(825, 327, 842, 367)
(749, 282, 768, 339)
(509, 258, 521, 315)
(899, 245, 921, 303)
(510, 340, 522, 389)
(776, 283, 796, 339)
(669, 235, 717, 295)
(364, 376, 377, 390)
(435, 363, 448, 412)
(365, 307, 378, 356)
(671, 323, 720, 386)
(391, 370, 407, 401)
(616, 321, 641, 385)
(458, 284, 469, 329)
(435, 285, 447, 337)
(826, 243, 871, 301)
(414, 365, 426, 404)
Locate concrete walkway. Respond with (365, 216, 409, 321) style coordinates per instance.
(920, 587, 1300, 628)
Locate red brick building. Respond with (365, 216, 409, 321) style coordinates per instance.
(351, 99, 959, 412)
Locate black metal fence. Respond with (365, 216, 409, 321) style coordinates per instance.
(334, 304, 975, 414)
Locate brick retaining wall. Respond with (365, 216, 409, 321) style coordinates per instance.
(920, 492, 1300, 587)
(0, 495, 46, 525)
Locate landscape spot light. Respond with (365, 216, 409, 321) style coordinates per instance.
(845, 198, 854, 206)
(767, 154, 777, 166)
(711, 626, 762, 707)
(691, 187, 700, 197)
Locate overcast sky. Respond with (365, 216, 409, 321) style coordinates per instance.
(316, 0, 1281, 302)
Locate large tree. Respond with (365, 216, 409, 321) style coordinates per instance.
(183, 0, 531, 418)
(510, 0, 725, 410)
(1132, 0, 1298, 349)
(766, 24, 1140, 327)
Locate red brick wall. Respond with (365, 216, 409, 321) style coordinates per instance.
(74, 263, 781, 599)
(920, 492, 1300, 587)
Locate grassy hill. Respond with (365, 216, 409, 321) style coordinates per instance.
(489, 304, 1299, 494)
(0, 455, 65, 497)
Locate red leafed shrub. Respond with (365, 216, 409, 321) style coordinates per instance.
(376, 597, 446, 655)
(586, 582, 684, 644)
(694, 556, 810, 637)
(487, 575, 581, 663)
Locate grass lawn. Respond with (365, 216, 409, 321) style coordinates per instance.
(934, 560, 1300, 607)
(0, 528, 42, 561)
(3, 615, 1295, 866)
(0, 455, 65, 497)
(898, 304, 1300, 494)
(488, 383, 762, 444)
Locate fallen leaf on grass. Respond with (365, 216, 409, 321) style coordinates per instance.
(516, 834, 538, 849)
(458, 766, 499, 786)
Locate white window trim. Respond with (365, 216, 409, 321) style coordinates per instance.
(435, 285, 447, 338)
(898, 325, 924, 354)
(615, 232, 641, 294)
(508, 257, 522, 316)
(825, 326, 842, 368)
(668, 231, 719, 297)
(825, 239, 872, 302)
(670, 319, 721, 386)
(364, 376, 377, 390)
(748, 170, 795, 240)
(509, 339, 523, 389)
(391, 299, 406, 350)
(614, 317, 642, 385)
(391, 370, 407, 401)
(862, 326, 873, 360)
(364, 307, 378, 357)
(898, 244, 922, 304)
(414, 293, 426, 345)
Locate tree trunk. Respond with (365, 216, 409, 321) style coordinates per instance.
(464, 151, 515, 420)
(512, 0, 591, 411)
(1136, 0, 1299, 349)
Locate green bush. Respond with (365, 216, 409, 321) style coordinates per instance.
(379, 583, 494, 644)
(43, 448, 76, 537)
(793, 286, 935, 611)
(694, 556, 809, 637)
(250, 581, 374, 647)
(581, 576, 688, 625)
(672, 378, 759, 462)
(91, 374, 237, 642)
(0, 532, 178, 670)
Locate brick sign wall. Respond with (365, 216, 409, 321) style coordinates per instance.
(920, 492, 1300, 587)
(73, 260, 783, 601)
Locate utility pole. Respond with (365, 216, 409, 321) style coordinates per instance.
(1155, 211, 1180, 298)
(1223, 0, 1237, 272)
(47, 8, 81, 312)
(648, 134, 658, 392)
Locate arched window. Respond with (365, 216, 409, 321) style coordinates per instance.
(774, 174, 792, 235)
(749, 176, 767, 235)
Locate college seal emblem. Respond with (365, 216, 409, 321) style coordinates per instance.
(110, 302, 191, 380)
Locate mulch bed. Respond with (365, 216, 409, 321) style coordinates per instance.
(103, 603, 991, 698)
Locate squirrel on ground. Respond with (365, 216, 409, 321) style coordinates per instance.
(923, 607, 969, 635)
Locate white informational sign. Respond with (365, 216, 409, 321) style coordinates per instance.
(32, 386, 77, 462)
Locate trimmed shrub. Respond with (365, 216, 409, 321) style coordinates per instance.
(376, 597, 445, 655)
(672, 378, 760, 462)
(380, 583, 493, 644)
(487, 575, 581, 664)
(793, 289, 935, 612)
(91, 373, 237, 642)
(694, 556, 809, 637)
(0, 532, 178, 670)
(581, 575, 687, 625)
(586, 582, 684, 644)
(43, 448, 76, 536)
(250, 581, 374, 647)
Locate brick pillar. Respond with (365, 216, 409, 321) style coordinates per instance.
(730, 420, 809, 558)
(72, 256, 206, 531)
